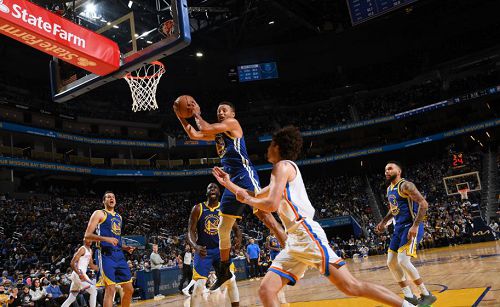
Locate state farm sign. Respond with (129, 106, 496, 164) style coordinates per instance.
(0, 0, 119, 75)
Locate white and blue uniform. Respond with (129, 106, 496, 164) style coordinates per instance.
(215, 132, 260, 218)
(269, 161, 344, 286)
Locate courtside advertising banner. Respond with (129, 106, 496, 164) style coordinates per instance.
(0, 0, 119, 75)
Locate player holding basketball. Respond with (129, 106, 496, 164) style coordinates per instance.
(375, 162, 437, 306)
(61, 238, 98, 307)
(212, 126, 420, 307)
(84, 191, 135, 307)
(187, 183, 241, 306)
(174, 97, 287, 290)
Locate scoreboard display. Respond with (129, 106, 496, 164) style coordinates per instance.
(237, 62, 278, 82)
(451, 152, 465, 169)
(347, 0, 418, 25)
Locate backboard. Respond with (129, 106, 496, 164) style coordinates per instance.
(442, 171, 482, 196)
(48, 0, 190, 103)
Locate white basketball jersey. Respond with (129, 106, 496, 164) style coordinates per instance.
(78, 246, 92, 273)
(278, 160, 316, 233)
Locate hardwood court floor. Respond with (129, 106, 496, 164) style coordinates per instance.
(135, 241, 500, 306)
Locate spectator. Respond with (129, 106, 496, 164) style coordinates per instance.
(29, 279, 46, 307)
(8, 287, 22, 307)
(177, 245, 193, 294)
(19, 286, 34, 307)
(150, 244, 165, 300)
(44, 279, 66, 306)
(246, 238, 260, 281)
(0, 285, 9, 306)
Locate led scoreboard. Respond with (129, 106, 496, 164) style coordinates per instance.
(237, 62, 278, 82)
(347, 0, 418, 25)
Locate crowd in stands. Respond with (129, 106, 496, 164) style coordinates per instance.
(1, 148, 497, 306)
(1, 59, 499, 144)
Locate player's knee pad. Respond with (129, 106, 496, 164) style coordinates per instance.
(387, 251, 398, 268)
(86, 285, 97, 296)
(387, 252, 405, 282)
(61, 292, 78, 307)
(218, 216, 236, 250)
(397, 252, 420, 280)
(226, 276, 239, 303)
(192, 279, 206, 296)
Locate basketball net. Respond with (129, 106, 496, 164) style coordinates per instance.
(124, 61, 165, 112)
(458, 188, 469, 200)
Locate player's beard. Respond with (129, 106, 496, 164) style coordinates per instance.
(385, 174, 397, 185)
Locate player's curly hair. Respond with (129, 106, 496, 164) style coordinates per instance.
(272, 126, 303, 161)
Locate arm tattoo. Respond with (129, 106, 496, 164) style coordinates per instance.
(402, 181, 428, 225)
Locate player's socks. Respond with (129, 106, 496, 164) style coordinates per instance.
(402, 286, 413, 298)
(210, 261, 233, 291)
(417, 283, 430, 296)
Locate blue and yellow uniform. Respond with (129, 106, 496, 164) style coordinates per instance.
(268, 235, 280, 260)
(95, 210, 132, 286)
(193, 202, 225, 280)
(215, 132, 260, 218)
(387, 179, 424, 258)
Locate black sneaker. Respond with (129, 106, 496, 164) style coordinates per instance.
(404, 295, 419, 305)
(209, 261, 233, 291)
(419, 293, 437, 306)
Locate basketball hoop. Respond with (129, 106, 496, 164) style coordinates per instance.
(159, 20, 175, 37)
(458, 188, 469, 200)
(123, 61, 165, 112)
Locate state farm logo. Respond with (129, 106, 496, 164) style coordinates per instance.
(77, 57, 96, 67)
(0, 0, 10, 14)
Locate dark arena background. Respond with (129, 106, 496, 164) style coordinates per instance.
(0, 0, 499, 306)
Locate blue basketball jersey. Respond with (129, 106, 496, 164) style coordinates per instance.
(196, 202, 220, 249)
(97, 210, 123, 248)
(386, 179, 418, 229)
(269, 236, 280, 249)
(215, 132, 256, 178)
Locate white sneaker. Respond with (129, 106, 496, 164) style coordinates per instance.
(154, 294, 165, 300)
(249, 278, 255, 281)
(182, 288, 191, 297)
(256, 277, 261, 281)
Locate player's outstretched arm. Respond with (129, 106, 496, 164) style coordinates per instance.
(194, 114, 240, 136)
(176, 116, 215, 141)
(212, 161, 292, 212)
(84, 210, 119, 246)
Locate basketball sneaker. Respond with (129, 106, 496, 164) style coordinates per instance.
(209, 261, 233, 291)
(419, 293, 437, 306)
(404, 295, 419, 305)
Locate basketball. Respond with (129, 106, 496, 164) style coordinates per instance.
(174, 95, 196, 118)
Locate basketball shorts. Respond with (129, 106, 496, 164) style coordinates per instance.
(96, 248, 132, 286)
(193, 247, 220, 280)
(220, 169, 261, 219)
(269, 219, 345, 286)
(69, 271, 94, 292)
(270, 251, 280, 260)
(389, 222, 424, 258)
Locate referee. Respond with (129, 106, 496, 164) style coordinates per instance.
(178, 245, 193, 292)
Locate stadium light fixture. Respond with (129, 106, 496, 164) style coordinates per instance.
(128, 1, 133, 8)
(196, 52, 203, 57)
